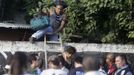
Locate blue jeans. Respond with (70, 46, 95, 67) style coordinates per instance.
(31, 26, 58, 41)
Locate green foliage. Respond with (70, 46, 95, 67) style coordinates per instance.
(23, 0, 54, 23)
(128, 31, 134, 38)
(23, 0, 134, 43)
(62, 0, 134, 44)
(24, 0, 54, 16)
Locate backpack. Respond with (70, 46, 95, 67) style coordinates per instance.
(30, 15, 50, 31)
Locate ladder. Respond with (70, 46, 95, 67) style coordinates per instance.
(44, 33, 63, 69)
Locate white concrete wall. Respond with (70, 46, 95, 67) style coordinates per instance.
(0, 41, 134, 53)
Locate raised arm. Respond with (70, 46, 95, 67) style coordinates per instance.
(54, 14, 67, 33)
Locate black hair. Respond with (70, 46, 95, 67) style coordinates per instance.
(64, 46, 76, 55)
(48, 55, 60, 66)
(53, 0, 67, 9)
(74, 56, 83, 64)
(99, 58, 105, 66)
(10, 52, 28, 75)
(29, 54, 38, 64)
(58, 55, 66, 66)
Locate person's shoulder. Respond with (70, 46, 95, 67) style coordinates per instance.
(62, 66, 69, 73)
(99, 71, 107, 75)
(85, 71, 102, 75)
(68, 69, 77, 75)
(56, 69, 68, 75)
(121, 69, 133, 75)
(40, 69, 51, 75)
(56, 69, 67, 72)
(22, 71, 33, 75)
(62, 14, 67, 18)
(22, 74, 33, 75)
(2, 74, 9, 75)
(126, 71, 133, 75)
(42, 69, 53, 73)
(40, 69, 49, 75)
(76, 67, 84, 70)
(61, 14, 67, 21)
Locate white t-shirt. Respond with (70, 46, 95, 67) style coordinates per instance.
(41, 69, 68, 75)
(61, 66, 69, 73)
(99, 69, 107, 75)
(85, 71, 104, 75)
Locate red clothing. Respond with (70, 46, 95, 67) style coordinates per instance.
(107, 63, 116, 75)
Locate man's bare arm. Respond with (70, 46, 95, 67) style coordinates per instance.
(54, 14, 67, 33)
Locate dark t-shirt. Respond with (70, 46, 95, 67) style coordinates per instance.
(68, 67, 84, 75)
(64, 60, 71, 70)
(58, 53, 77, 70)
(50, 11, 66, 31)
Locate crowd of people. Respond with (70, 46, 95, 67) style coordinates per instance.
(1, 45, 133, 75)
(1, 1, 134, 75)
(0, 0, 133, 75)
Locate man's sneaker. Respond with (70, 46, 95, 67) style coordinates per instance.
(29, 37, 36, 43)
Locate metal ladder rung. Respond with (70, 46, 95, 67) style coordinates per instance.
(46, 41, 61, 44)
(44, 33, 63, 69)
(45, 49, 62, 52)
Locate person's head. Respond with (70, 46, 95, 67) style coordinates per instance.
(54, 0, 67, 10)
(63, 45, 77, 59)
(115, 54, 127, 69)
(30, 54, 39, 69)
(74, 56, 83, 68)
(58, 55, 65, 68)
(54, 4, 63, 15)
(106, 53, 115, 64)
(99, 58, 105, 69)
(10, 52, 28, 75)
(83, 56, 99, 72)
(48, 55, 60, 69)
